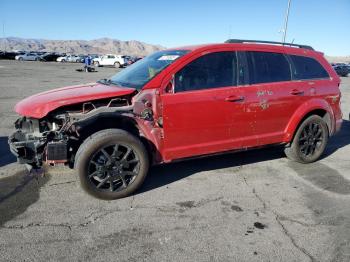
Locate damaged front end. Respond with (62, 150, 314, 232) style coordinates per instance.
(9, 117, 68, 169)
(8, 96, 137, 170)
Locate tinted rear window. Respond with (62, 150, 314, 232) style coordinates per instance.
(289, 55, 329, 80)
(246, 51, 291, 84)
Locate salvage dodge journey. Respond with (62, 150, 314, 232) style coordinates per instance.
(9, 39, 342, 200)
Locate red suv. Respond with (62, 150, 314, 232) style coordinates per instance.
(9, 39, 342, 199)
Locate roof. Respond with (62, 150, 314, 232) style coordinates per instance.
(167, 40, 320, 56)
(225, 39, 313, 50)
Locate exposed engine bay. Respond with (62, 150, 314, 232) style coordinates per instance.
(8, 93, 156, 170)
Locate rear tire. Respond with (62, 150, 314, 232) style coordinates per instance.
(18, 57, 23, 61)
(75, 129, 149, 200)
(94, 61, 100, 67)
(284, 115, 328, 163)
(114, 62, 121, 68)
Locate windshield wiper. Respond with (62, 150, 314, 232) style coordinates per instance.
(98, 78, 133, 89)
(111, 80, 130, 88)
(97, 78, 112, 85)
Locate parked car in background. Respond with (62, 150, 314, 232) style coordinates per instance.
(0, 51, 26, 60)
(39, 52, 62, 62)
(334, 63, 347, 66)
(332, 64, 349, 77)
(346, 63, 350, 72)
(15, 52, 41, 61)
(89, 54, 100, 60)
(57, 55, 81, 63)
(36, 51, 47, 56)
(93, 54, 127, 68)
(124, 56, 143, 66)
(134, 56, 143, 62)
(9, 39, 342, 200)
(77, 55, 89, 63)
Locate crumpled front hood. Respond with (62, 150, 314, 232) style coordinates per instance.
(15, 83, 136, 118)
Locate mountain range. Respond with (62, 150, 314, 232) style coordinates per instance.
(0, 37, 349, 62)
(0, 37, 165, 56)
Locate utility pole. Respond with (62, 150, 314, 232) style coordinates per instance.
(282, 0, 292, 43)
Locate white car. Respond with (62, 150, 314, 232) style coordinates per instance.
(56, 55, 81, 63)
(15, 52, 41, 61)
(93, 54, 127, 68)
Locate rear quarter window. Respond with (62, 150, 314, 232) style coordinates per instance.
(289, 55, 329, 80)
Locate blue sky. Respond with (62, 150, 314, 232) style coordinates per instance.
(1, 0, 349, 56)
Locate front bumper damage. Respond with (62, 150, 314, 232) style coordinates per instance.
(8, 118, 46, 168)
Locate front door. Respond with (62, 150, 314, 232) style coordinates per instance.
(161, 51, 246, 161)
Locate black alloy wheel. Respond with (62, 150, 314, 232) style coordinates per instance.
(298, 122, 324, 158)
(284, 115, 328, 163)
(75, 129, 149, 200)
(87, 143, 140, 192)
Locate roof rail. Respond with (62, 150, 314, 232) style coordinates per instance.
(225, 39, 314, 50)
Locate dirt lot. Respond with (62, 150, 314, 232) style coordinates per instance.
(0, 60, 350, 262)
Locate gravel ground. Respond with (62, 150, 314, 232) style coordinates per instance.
(0, 60, 350, 262)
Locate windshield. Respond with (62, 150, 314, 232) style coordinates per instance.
(108, 50, 189, 89)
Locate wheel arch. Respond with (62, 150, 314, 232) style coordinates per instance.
(70, 114, 158, 167)
(283, 99, 335, 143)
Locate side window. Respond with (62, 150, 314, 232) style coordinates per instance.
(108, 55, 115, 59)
(175, 52, 237, 92)
(246, 51, 291, 84)
(289, 55, 329, 80)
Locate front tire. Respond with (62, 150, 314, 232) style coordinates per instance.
(94, 61, 100, 67)
(75, 129, 149, 200)
(284, 115, 328, 163)
(114, 62, 121, 68)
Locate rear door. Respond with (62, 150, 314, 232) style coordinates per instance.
(241, 51, 306, 146)
(161, 51, 245, 160)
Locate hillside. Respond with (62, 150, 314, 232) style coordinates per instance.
(0, 37, 165, 56)
(1, 37, 349, 62)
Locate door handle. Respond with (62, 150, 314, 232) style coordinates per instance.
(225, 96, 245, 102)
(290, 89, 304, 96)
